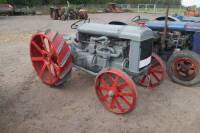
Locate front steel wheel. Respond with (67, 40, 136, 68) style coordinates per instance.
(95, 68, 137, 114)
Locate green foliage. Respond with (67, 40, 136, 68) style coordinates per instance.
(0, 0, 7, 4)
(2, 0, 181, 6)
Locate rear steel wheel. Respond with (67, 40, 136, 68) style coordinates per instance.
(95, 68, 137, 114)
(30, 30, 72, 86)
(137, 53, 165, 90)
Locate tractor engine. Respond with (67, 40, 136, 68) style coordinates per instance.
(72, 34, 129, 73)
(155, 31, 191, 50)
(146, 21, 193, 52)
(68, 23, 154, 75)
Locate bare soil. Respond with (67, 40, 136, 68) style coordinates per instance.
(0, 13, 200, 133)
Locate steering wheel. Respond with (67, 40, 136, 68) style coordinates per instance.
(131, 16, 141, 22)
(131, 16, 149, 23)
(71, 18, 90, 29)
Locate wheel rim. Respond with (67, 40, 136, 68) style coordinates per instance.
(30, 31, 72, 85)
(138, 53, 165, 89)
(95, 68, 137, 114)
(172, 57, 198, 81)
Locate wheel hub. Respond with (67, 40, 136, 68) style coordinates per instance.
(108, 90, 115, 97)
(173, 58, 198, 81)
(108, 87, 119, 97)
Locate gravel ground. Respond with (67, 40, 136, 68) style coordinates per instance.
(0, 13, 200, 133)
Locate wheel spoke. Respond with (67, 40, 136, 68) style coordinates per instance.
(40, 35, 46, 50)
(149, 79, 153, 87)
(112, 75, 120, 87)
(109, 97, 116, 109)
(32, 41, 43, 54)
(115, 98, 124, 112)
(100, 79, 110, 89)
(31, 57, 44, 62)
(151, 72, 160, 82)
(120, 96, 132, 108)
(99, 86, 109, 91)
(118, 82, 128, 90)
(39, 63, 47, 78)
(108, 73, 113, 83)
(119, 92, 133, 97)
(139, 75, 147, 84)
(47, 64, 53, 83)
(151, 68, 163, 73)
(100, 94, 109, 101)
(151, 62, 160, 68)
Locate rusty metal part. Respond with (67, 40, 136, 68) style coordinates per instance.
(172, 57, 198, 81)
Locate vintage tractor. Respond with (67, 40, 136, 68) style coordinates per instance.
(50, 2, 88, 21)
(184, 8, 199, 17)
(104, 3, 124, 13)
(29, 21, 165, 114)
(145, 21, 200, 86)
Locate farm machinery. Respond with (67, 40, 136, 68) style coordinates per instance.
(50, 2, 88, 20)
(104, 3, 124, 13)
(29, 21, 165, 114)
(184, 7, 200, 17)
(146, 21, 200, 86)
(109, 16, 200, 86)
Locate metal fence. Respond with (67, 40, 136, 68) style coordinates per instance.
(30, 3, 187, 15)
(80, 3, 186, 14)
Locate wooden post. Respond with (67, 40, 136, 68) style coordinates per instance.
(162, 0, 170, 49)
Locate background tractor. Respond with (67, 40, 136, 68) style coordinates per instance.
(50, 1, 88, 20)
(184, 7, 200, 17)
(104, 2, 124, 13)
(145, 21, 200, 86)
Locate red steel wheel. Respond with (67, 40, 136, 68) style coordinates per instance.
(138, 53, 165, 90)
(30, 30, 72, 86)
(95, 68, 137, 114)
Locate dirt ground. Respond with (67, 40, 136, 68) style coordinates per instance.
(0, 13, 200, 133)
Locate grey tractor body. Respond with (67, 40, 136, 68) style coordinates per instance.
(68, 23, 154, 76)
